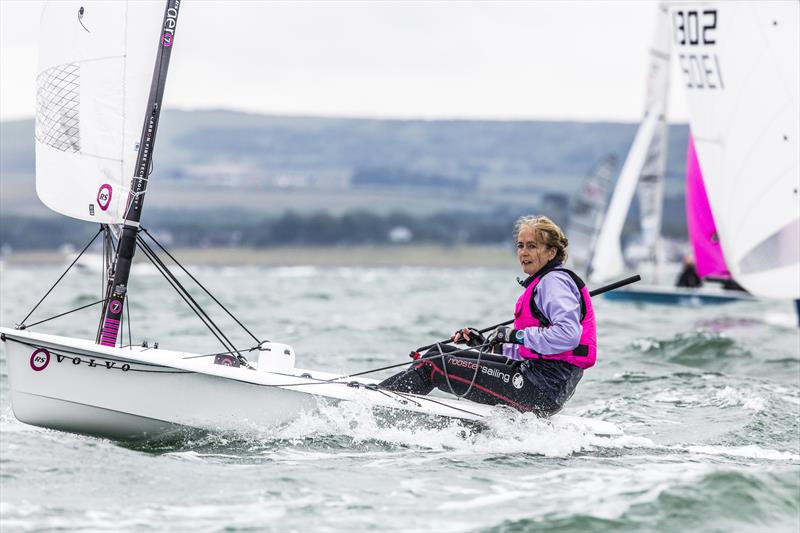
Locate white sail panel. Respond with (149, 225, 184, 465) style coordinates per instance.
(670, 1, 800, 299)
(636, 2, 672, 283)
(588, 3, 671, 284)
(566, 156, 616, 280)
(36, 1, 166, 224)
(589, 112, 658, 283)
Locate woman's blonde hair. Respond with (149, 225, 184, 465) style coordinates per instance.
(513, 215, 569, 263)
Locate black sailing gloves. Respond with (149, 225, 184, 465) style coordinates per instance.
(452, 327, 487, 347)
(452, 326, 524, 348)
(488, 326, 524, 347)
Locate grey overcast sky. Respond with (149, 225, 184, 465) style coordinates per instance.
(0, 0, 689, 122)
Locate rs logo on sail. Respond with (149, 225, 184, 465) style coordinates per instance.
(97, 184, 112, 211)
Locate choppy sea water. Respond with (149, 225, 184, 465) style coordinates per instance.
(1, 263, 798, 532)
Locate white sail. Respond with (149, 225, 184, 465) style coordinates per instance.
(589, 112, 658, 282)
(588, 3, 671, 284)
(35, 1, 166, 224)
(566, 156, 617, 280)
(636, 2, 672, 283)
(669, 1, 800, 299)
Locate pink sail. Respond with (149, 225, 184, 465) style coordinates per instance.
(686, 133, 730, 278)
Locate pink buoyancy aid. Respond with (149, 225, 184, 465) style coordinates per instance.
(513, 267, 597, 369)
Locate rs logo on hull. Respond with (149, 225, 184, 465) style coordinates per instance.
(30, 349, 50, 371)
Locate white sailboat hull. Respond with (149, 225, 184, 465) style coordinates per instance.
(1, 328, 621, 440)
(601, 283, 756, 306)
(4, 330, 320, 439)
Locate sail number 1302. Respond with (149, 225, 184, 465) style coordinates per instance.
(673, 9, 723, 90)
(673, 9, 716, 45)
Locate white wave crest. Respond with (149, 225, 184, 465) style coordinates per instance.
(686, 444, 800, 461)
(713, 386, 766, 411)
(267, 396, 642, 458)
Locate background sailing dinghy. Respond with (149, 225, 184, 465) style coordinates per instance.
(580, 2, 769, 306)
(0, 0, 622, 441)
(669, 0, 800, 303)
(583, 2, 676, 303)
(600, 133, 757, 306)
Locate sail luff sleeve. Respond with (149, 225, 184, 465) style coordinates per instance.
(99, 0, 181, 347)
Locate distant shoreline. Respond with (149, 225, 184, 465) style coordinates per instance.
(1, 245, 519, 268)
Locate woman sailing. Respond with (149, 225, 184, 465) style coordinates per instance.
(380, 215, 596, 416)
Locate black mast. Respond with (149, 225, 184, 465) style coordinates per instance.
(98, 0, 181, 346)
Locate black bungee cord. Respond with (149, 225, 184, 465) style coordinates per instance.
(436, 341, 486, 401)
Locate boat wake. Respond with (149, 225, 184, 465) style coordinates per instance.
(131, 396, 799, 467)
(113, 397, 643, 460)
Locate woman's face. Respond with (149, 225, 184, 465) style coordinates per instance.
(516, 227, 557, 276)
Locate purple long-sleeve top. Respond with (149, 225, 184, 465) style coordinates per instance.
(502, 268, 583, 360)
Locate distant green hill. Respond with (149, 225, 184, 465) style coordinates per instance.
(0, 110, 690, 246)
(1, 109, 689, 185)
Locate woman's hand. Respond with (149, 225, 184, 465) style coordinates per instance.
(451, 327, 487, 347)
(488, 326, 523, 346)
(451, 327, 470, 344)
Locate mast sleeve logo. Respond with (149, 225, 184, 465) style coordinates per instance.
(109, 300, 122, 314)
(97, 184, 112, 211)
(162, 5, 178, 47)
(30, 349, 51, 371)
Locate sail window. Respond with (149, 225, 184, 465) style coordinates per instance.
(36, 63, 80, 153)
